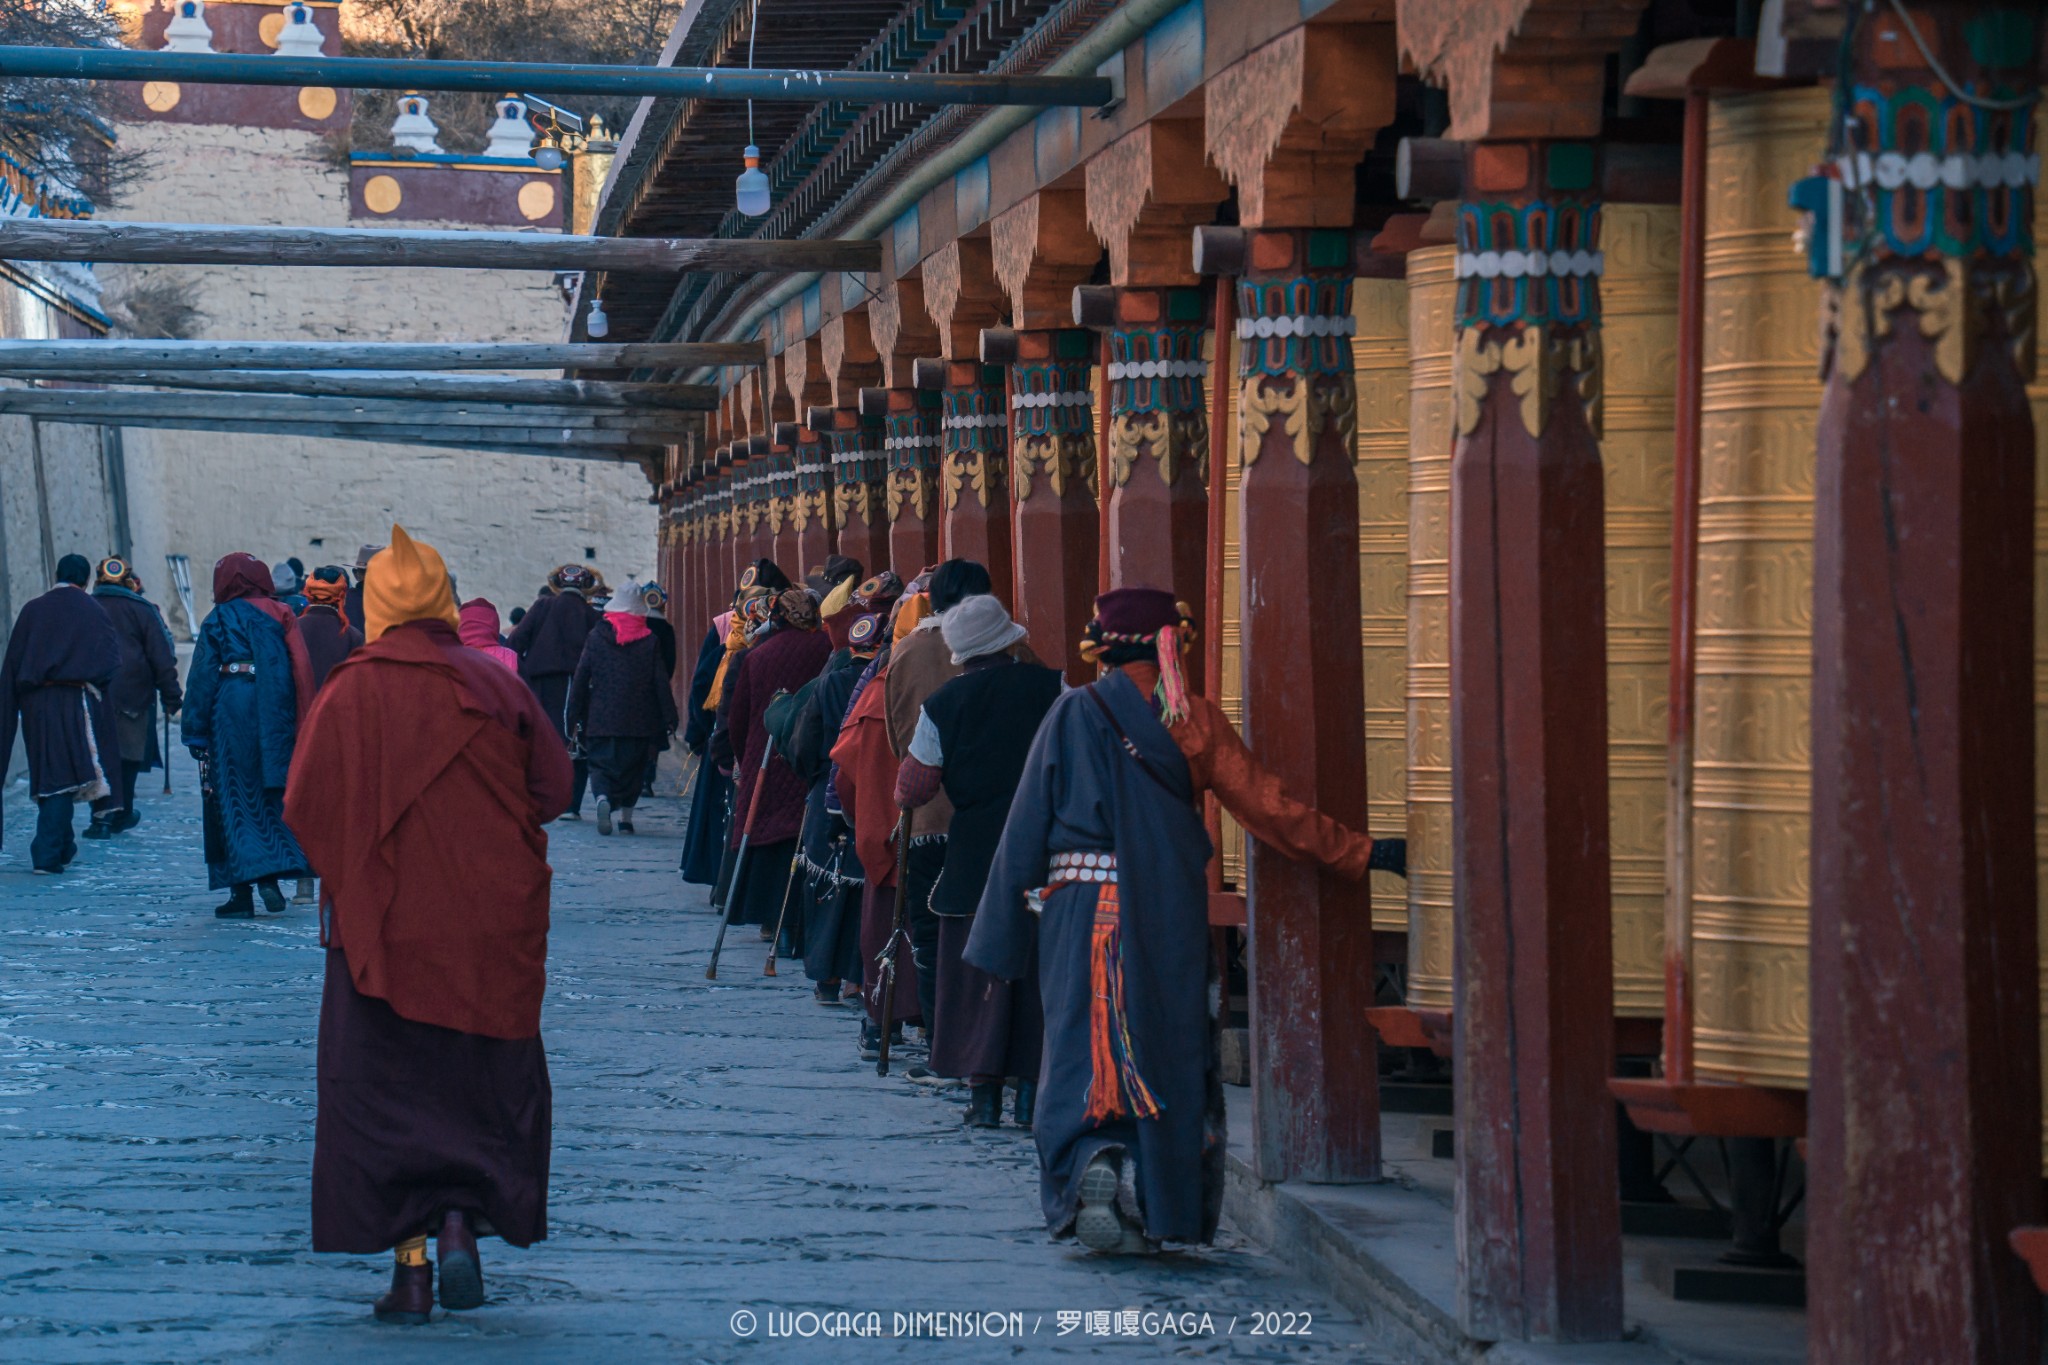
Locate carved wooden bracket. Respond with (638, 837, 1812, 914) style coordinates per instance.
(821, 310, 882, 407)
(1398, 0, 1648, 141)
(991, 190, 1102, 331)
(1085, 120, 1227, 286)
(869, 276, 940, 388)
(920, 238, 1007, 360)
(1205, 24, 1397, 228)
(782, 333, 830, 416)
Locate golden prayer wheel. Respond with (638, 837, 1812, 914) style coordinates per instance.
(1354, 278, 1411, 931)
(1215, 329, 1247, 884)
(1690, 87, 1828, 1087)
(1600, 203, 1680, 1018)
(1404, 246, 1457, 1010)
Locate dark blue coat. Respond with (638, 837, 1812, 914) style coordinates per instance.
(968, 669, 1218, 1245)
(183, 599, 308, 888)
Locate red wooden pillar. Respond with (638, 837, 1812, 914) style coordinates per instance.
(1083, 286, 1212, 661)
(769, 444, 802, 578)
(936, 358, 1014, 607)
(869, 386, 940, 578)
(1216, 226, 1378, 1185)
(991, 326, 1098, 681)
(816, 405, 889, 579)
(1447, 140, 1619, 1342)
(789, 427, 833, 576)
(1807, 11, 2040, 1362)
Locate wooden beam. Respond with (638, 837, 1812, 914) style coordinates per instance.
(4, 369, 716, 410)
(0, 219, 880, 274)
(0, 340, 760, 372)
(12, 408, 660, 458)
(0, 390, 690, 437)
(0, 45, 1115, 107)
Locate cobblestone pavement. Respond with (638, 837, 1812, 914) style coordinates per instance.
(0, 773, 1388, 1363)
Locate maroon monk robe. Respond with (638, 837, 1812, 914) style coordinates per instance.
(286, 619, 572, 1251)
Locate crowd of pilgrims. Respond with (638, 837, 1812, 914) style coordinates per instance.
(679, 553, 1405, 1258)
(0, 531, 1405, 1320)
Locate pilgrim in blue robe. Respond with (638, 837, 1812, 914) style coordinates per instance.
(183, 599, 310, 889)
(679, 625, 733, 885)
(967, 668, 1222, 1246)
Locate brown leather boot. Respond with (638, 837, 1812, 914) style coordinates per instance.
(373, 1260, 433, 1325)
(435, 1209, 485, 1311)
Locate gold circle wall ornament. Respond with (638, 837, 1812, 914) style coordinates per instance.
(516, 180, 557, 222)
(258, 12, 286, 46)
(297, 86, 337, 120)
(362, 174, 402, 215)
(141, 81, 180, 112)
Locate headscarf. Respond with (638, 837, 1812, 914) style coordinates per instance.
(704, 586, 774, 711)
(55, 553, 90, 587)
(771, 587, 820, 633)
(941, 593, 1029, 664)
(850, 570, 904, 615)
(304, 566, 350, 626)
(213, 551, 316, 716)
(891, 592, 932, 645)
(363, 525, 460, 644)
(605, 578, 653, 646)
(458, 598, 519, 671)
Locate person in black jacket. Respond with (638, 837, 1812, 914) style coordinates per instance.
(566, 582, 677, 836)
(298, 566, 363, 690)
(895, 592, 1060, 1128)
(83, 557, 182, 838)
(508, 564, 601, 817)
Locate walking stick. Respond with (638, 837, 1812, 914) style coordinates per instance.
(764, 797, 818, 977)
(162, 709, 172, 793)
(876, 806, 912, 1077)
(706, 737, 777, 980)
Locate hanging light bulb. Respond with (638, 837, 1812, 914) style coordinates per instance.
(586, 297, 609, 339)
(735, 144, 770, 217)
(532, 128, 566, 172)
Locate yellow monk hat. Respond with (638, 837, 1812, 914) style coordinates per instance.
(364, 524, 460, 642)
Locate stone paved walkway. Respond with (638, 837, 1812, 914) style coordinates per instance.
(0, 772, 1386, 1363)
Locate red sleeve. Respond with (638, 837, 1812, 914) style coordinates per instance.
(894, 754, 944, 809)
(1175, 696, 1375, 881)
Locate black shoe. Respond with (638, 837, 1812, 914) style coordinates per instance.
(1368, 837, 1408, 878)
(859, 1022, 882, 1062)
(814, 981, 840, 1005)
(81, 820, 115, 841)
(373, 1260, 434, 1325)
(618, 814, 635, 834)
(1013, 1081, 1037, 1128)
(966, 1082, 1003, 1128)
(435, 1209, 485, 1311)
(111, 808, 140, 832)
(215, 887, 255, 918)
(256, 881, 287, 914)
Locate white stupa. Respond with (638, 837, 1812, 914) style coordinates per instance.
(161, 0, 214, 53)
(483, 99, 537, 160)
(273, 2, 326, 58)
(390, 95, 443, 156)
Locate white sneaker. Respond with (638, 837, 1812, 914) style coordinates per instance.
(1074, 1154, 1125, 1252)
(596, 796, 613, 836)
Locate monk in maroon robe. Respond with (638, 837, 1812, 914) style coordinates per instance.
(285, 526, 572, 1324)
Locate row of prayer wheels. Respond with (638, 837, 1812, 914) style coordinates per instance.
(1209, 86, 2047, 1144)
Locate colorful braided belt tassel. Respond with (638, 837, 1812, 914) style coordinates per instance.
(1084, 883, 1163, 1123)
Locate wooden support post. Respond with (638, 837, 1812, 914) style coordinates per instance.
(1227, 227, 1378, 1184)
(818, 406, 888, 575)
(792, 430, 833, 577)
(867, 386, 940, 577)
(937, 359, 1013, 608)
(1446, 139, 1620, 1343)
(992, 327, 1099, 681)
(1078, 284, 1213, 679)
(1807, 10, 2042, 1363)
(768, 443, 802, 578)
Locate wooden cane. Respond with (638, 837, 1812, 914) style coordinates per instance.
(705, 737, 776, 980)
(876, 806, 912, 1076)
(763, 795, 819, 977)
(161, 708, 172, 794)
